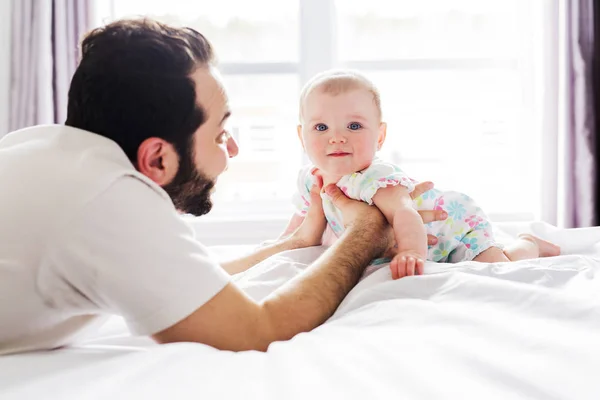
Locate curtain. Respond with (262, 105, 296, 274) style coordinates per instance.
(9, 0, 92, 132)
(594, 0, 600, 224)
(542, 0, 597, 227)
(563, 0, 597, 227)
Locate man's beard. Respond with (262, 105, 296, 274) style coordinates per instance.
(161, 147, 215, 217)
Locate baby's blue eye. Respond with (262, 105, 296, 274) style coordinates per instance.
(348, 122, 362, 130)
(315, 123, 328, 132)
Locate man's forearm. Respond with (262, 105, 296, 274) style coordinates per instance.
(257, 222, 387, 347)
(221, 237, 304, 275)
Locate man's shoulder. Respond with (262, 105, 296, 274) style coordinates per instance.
(0, 124, 169, 224)
(1, 124, 117, 150)
(2, 124, 141, 186)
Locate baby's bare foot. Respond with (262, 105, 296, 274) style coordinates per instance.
(518, 233, 561, 257)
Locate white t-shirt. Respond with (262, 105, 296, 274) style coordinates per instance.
(0, 125, 230, 355)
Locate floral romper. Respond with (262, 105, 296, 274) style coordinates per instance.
(293, 158, 502, 264)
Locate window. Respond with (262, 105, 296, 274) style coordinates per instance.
(336, 0, 539, 219)
(93, 0, 542, 225)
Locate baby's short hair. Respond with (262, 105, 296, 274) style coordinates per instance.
(299, 69, 382, 122)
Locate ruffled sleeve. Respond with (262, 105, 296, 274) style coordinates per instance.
(292, 165, 316, 216)
(336, 159, 416, 205)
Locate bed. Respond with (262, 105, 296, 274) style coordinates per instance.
(1, 221, 600, 399)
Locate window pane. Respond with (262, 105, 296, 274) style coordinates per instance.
(336, 0, 520, 61)
(370, 69, 539, 217)
(210, 74, 301, 209)
(109, 0, 299, 63)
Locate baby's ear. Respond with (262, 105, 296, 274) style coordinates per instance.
(297, 125, 305, 149)
(377, 122, 387, 150)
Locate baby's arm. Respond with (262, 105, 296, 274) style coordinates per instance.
(372, 185, 428, 279)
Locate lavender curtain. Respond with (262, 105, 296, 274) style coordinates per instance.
(594, 2, 600, 225)
(562, 0, 597, 227)
(9, 0, 92, 132)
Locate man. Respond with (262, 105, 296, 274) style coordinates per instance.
(0, 19, 445, 354)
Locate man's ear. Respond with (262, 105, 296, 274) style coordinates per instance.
(136, 138, 178, 186)
(297, 124, 305, 150)
(377, 122, 387, 150)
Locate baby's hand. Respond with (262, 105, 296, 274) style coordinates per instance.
(390, 250, 424, 280)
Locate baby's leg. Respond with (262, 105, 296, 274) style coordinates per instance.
(503, 234, 561, 261)
(473, 246, 510, 263)
(473, 235, 561, 263)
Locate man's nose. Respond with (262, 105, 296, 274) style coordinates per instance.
(227, 135, 239, 158)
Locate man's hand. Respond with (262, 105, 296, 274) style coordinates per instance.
(323, 183, 391, 256)
(323, 181, 447, 255)
(410, 181, 448, 228)
(289, 175, 328, 248)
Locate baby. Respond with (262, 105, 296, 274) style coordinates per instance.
(281, 70, 560, 279)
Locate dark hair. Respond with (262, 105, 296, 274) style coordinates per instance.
(65, 18, 214, 162)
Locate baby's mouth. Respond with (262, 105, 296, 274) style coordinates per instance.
(327, 151, 351, 157)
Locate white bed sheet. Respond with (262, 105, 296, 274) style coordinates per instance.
(2, 221, 600, 399)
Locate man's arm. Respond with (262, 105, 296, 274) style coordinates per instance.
(278, 214, 305, 240)
(222, 181, 446, 275)
(52, 177, 444, 353)
(220, 236, 301, 275)
(222, 181, 328, 275)
(153, 184, 390, 351)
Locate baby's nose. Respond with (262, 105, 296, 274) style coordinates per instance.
(329, 131, 347, 143)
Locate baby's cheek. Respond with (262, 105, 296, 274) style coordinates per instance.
(354, 144, 377, 163)
(307, 138, 326, 152)
(305, 140, 326, 160)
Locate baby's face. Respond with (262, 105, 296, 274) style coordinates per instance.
(299, 88, 385, 178)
